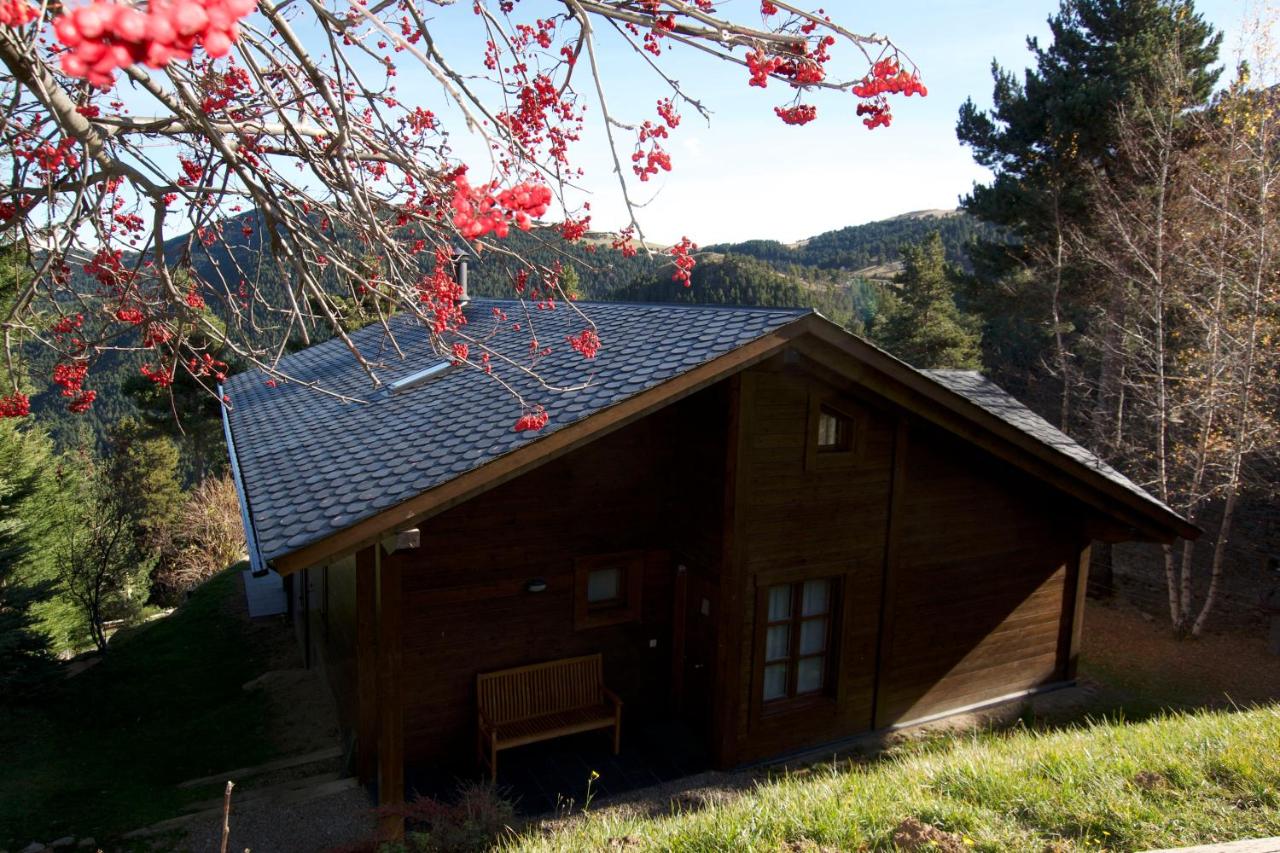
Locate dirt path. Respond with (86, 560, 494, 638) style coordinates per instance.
(1080, 598, 1280, 710)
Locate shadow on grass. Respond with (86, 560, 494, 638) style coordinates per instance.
(0, 564, 294, 849)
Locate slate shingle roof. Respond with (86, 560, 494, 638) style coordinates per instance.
(921, 369, 1163, 511)
(223, 299, 809, 563)
(225, 302, 1186, 570)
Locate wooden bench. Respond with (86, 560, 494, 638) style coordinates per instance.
(476, 653, 622, 782)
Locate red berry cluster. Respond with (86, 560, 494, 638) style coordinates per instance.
(416, 248, 465, 334)
(852, 57, 926, 129)
(566, 328, 600, 359)
(632, 144, 671, 182)
(746, 47, 778, 88)
(53, 0, 256, 88)
(52, 361, 88, 395)
(656, 98, 681, 128)
(52, 361, 95, 413)
(451, 173, 551, 239)
(0, 392, 30, 419)
(775, 104, 817, 126)
(513, 406, 549, 433)
(760, 1, 778, 14)
(50, 313, 84, 334)
(0, 0, 37, 27)
(669, 236, 697, 286)
(560, 216, 590, 242)
(611, 227, 638, 259)
(857, 101, 891, 129)
(139, 363, 174, 387)
(450, 341, 469, 364)
(851, 57, 927, 99)
(188, 352, 228, 379)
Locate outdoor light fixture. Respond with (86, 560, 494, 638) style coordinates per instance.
(381, 528, 421, 554)
(525, 578, 548, 593)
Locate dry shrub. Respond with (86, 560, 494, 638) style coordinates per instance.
(375, 783, 516, 853)
(152, 474, 246, 603)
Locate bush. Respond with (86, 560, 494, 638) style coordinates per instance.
(381, 783, 517, 853)
(152, 474, 246, 604)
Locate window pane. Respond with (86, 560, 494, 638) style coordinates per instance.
(763, 663, 789, 701)
(800, 617, 828, 655)
(818, 412, 837, 446)
(586, 567, 621, 603)
(797, 656, 825, 694)
(765, 625, 790, 662)
(802, 580, 830, 616)
(818, 409, 849, 449)
(767, 584, 792, 622)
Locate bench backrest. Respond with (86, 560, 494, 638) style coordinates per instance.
(477, 654, 603, 724)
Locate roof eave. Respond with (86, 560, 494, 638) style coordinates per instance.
(795, 314, 1200, 543)
(264, 310, 1197, 574)
(221, 384, 270, 576)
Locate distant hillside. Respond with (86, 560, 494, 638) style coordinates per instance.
(705, 209, 1002, 273)
(24, 208, 983, 450)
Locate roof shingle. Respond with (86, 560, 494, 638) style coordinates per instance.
(224, 299, 810, 562)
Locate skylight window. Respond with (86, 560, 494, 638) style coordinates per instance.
(388, 361, 452, 394)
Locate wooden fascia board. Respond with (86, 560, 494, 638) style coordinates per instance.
(792, 315, 1199, 542)
(271, 325, 802, 575)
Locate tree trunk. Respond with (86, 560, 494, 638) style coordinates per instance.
(1191, 488, 1239, 637)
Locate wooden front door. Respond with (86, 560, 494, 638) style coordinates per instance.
(672, 564, 717, 734)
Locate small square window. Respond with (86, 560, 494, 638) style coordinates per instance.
(817, 407, 852, 452)
(586, 566, 623, 606)
(807, 396, 861, 471)
(575, 552, 645, 629)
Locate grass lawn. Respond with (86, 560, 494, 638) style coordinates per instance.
(509, 705, 1280, 852)
(0, 566, 290, 849)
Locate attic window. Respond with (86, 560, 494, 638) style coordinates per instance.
(388, 361, 452, 394)
(816, 407, 852, 452)
(806, 396, 860, 471)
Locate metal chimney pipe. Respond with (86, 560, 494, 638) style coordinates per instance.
(453, 251, 470, 304)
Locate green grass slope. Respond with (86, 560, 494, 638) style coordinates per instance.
(0, 566, 285, 848)
(511, 705, 1280, 852)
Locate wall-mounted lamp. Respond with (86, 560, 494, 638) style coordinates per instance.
(525, 578, 548, 593)
(381, 528, 421, 555)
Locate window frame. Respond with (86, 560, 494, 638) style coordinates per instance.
(751, 567, 849, 721)
(574, 551, 645, 630)
(805, 394, 862, 470)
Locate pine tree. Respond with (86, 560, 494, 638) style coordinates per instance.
(955, 0, 1221, 422)
(872, 233, 983, 371)
(0, 422, 59, 698)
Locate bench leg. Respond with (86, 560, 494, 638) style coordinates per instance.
(613, 715, 621, 755)
(490, 738, 498, 784)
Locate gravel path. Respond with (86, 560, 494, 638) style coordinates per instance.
(181, 786, 375, 853)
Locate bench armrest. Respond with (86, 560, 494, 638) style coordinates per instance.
(601, 687, 623, 710)
(478, 707, 497, 734)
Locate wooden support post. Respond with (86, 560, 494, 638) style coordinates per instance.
(1059, 542, 1091, 681)
(871, 418, 908, 730)
(712, 373, 747, 769)
(376, 548, 405, 842)
(355, 546, 377, 785)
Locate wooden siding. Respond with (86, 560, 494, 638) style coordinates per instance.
(872, 420, 1078, 727)
(730, 358, 896, 763)
(396, 384, 730, 767)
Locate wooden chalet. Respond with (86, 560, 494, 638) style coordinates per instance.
(222, 298, 1196, 827)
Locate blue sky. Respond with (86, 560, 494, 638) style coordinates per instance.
(113, 0, 1253, 246)
(412, 0, 1248, 246)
